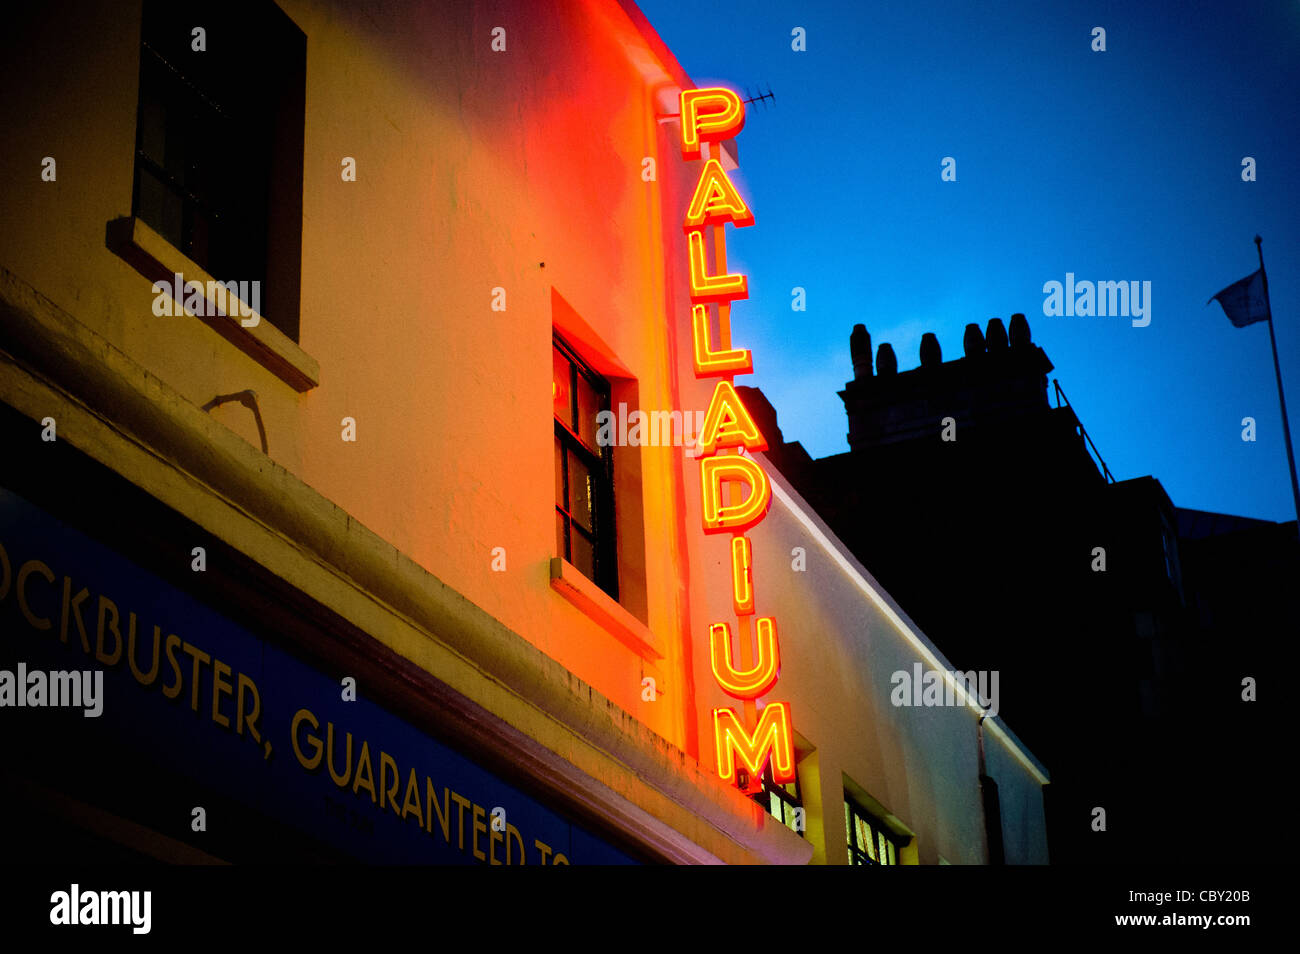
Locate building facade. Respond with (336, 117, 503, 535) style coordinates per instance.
(0, 0, 1048, 864)
(758, 317, 1293, 863)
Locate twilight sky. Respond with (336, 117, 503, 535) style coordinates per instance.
(637, 0, 1300, 522)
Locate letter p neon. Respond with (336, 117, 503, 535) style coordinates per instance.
(680, 88, 745, 160)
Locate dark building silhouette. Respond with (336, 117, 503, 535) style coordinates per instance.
(746, 315, 1295, 864)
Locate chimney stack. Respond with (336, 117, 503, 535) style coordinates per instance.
(986, 318, 1009, 353)
(1009, 313, 1031, 349)
(920, 332, 942, 368)
(850, 324, 872, 379)
(876, 343, 897, 376)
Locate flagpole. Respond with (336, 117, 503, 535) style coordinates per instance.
(1256, 235, 1300, 524)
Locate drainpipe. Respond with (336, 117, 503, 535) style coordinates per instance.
(978, 710, 1006, 865)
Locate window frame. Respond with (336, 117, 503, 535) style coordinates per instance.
(132, 38, 246, 275)
(845, 796, 903, 865)
(553, 334, 619, 600)
(130, 0, 305, 342)
(753, 763, 804, 837)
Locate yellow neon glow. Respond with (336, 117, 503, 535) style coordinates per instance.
(680, 87, 745, 160)
(691, 304, 752, 377)
(730, 535, 754, 615)
(698, 379, 768, 455)
(684, 159, 754, 231)
(700, 456, 771, 534)
(709, 617, 779, 698)
(687, 229, 748, 304)
(713, 701, 795, 791)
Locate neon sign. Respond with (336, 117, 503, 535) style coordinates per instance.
(691, 305, 752, 377)
(687, 230, 748, 303)
(684, 159, 755, 231)
(680, 87, 795, 795)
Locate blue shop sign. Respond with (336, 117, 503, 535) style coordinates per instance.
(0, 486, 637, 864)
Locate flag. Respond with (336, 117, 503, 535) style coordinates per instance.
(1208, 268, 1270, 327)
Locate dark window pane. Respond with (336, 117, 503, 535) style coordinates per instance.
(555, 509, 568, 561)
(138, 169, 184, 251)
(139, 87, 166, 165)
(553, 347, 572, 424)
(166, 92, 192, 180)
(554, 437, 566, 509)
(574, 371, 603, 451)
(566, 450, 594, 533)
(189, 206, 211, 268)
(570, 528, 595, 579)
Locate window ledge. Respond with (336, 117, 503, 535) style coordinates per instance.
(549, 557, 662, 660)
(107, 216, 318, 391)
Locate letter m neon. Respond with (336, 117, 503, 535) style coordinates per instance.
(713, 702, 795, 793)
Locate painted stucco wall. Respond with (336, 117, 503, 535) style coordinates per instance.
(0, 0, 709, 750)
(0, 0, 1048, 861)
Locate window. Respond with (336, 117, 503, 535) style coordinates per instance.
(753, 765, 803, 837)
(845, 798, 902, 865)
(553, 335, 618, 599)
(133, 0, 305, 339)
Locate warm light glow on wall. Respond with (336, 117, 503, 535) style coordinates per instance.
(684, 159, 754, 231)
(679, 87, 745, 161)
(713, 702, 796, 792)
(709, 618, 779, 698)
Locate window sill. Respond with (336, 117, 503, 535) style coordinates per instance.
(549, 557, 662, 660)
(107, 216, 319, 391)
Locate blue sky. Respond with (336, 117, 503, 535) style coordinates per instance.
(638, 0, 1300, 522)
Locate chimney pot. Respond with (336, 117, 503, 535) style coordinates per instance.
(850, 324, 872, 379)
(876, 343, 897, 376)
(920, 332, 942, 368)
(1009, 313, 1031, 348)
(986, 318, 1009, 353)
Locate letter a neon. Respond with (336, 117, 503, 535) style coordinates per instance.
(698, 380, 768, 455)
(684, 159, 754, 231)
